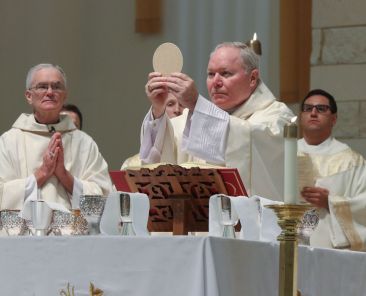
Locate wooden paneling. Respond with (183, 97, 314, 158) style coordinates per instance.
(135, 0, 162, 34)
(280, 0, 312, 103)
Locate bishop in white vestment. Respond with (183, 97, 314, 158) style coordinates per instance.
(140, 42, 294, 200)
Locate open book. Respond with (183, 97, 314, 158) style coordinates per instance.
(110, 163, 247, 232)
(111, 162, 247, 197)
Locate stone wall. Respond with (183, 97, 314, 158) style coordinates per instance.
(310, 0, 366, 155)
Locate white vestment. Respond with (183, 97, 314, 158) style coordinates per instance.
(121, 153, 141, 170)
(0, 114, 113, 210)
(298, 137, 366, 251)
(140, 81, 294, 201)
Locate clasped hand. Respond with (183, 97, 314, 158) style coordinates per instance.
(35, 132, 67, 187)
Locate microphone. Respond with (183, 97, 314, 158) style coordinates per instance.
(47, 126, 56, 134)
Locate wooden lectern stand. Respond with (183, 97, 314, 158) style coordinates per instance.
(110, 164, 246, 235)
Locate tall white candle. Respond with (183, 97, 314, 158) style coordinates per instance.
(284, 117, 298, 204)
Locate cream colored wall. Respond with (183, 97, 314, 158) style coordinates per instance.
(0, 1, 163, 170)
(0, 0, 279, 169)
(311, 0, 366, 156)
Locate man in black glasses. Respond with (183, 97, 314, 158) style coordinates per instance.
(0, 63, 112, 212)
(298, 89, 366, 250)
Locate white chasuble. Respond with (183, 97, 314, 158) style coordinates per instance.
(298, 137, 366, 250)
(140, 82, 294, 201)
(0, 113, 112, 210)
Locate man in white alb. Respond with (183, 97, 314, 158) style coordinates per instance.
(0, 63, 112, 211)
(140, 42, 294, 201)
(299, 89, 366, 250)
(121, 94, 184, 169)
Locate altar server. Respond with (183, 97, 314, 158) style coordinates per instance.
(299, 89, 366, 250)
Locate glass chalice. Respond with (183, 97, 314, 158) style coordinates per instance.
(119, 193, 136, 236)
(79, 195, 106, 235)
(51, 210, 88, 236)
(218, 195, 238, 239)
(0, 210, 28, 236)
(297, 208, 319, 245)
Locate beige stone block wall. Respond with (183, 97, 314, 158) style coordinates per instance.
(310, 65, 366, 101)
(360, 102, 366, 137)
(334, 101, 360, 138)
(313, 0, 366, 28)
(322, 27, 366, 64)
(311, 0, 366, 156)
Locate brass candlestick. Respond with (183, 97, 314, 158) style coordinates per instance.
(266, 204, 312, 296)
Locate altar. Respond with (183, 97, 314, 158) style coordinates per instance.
(1, 236, 365, 295)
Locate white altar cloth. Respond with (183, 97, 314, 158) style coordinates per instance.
(0, 236, 365, 296)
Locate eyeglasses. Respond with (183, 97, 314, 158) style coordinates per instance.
(29, 82, 66, 94)
(302, 104, 331, 113)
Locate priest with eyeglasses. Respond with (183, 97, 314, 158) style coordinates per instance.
(0, 63, 112, 211)
(298, 89, 366, 251)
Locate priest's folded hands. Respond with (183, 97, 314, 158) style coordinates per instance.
(0, 63, 113, 211)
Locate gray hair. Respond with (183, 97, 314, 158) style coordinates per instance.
(26, 63, 67, 89)
(211, 42, 260, 74)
